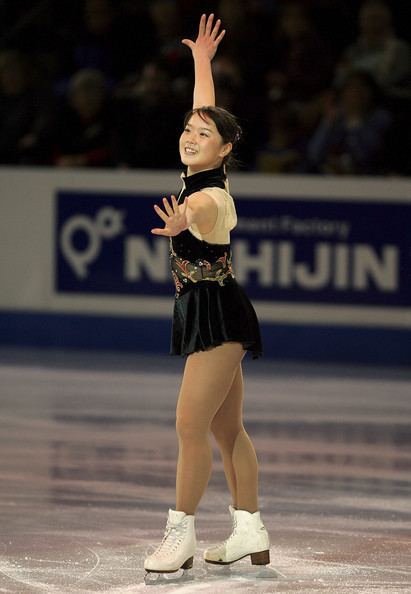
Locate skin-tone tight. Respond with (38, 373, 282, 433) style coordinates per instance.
(175, 342, 259, 515)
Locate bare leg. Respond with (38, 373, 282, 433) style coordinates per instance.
(175, 342, 244, 515)
(210, 365, 259, 512)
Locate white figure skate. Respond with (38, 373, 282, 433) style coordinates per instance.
(144, 509, 196, 584)
(204, 506, 270, 566)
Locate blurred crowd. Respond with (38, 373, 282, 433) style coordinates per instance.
(1, 0, 411, 175)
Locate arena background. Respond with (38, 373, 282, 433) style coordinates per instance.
(1, 4, 411, 592)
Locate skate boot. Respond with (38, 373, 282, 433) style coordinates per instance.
(204, 506, 270, 566)
(144, 509, 196, 581)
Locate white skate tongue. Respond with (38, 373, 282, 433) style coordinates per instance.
(168, 509, 187, 525)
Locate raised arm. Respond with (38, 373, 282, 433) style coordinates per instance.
(182, 13, 225, 108)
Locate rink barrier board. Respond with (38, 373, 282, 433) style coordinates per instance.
(0, 310, 410, 366)
(1, 167, 411, 365)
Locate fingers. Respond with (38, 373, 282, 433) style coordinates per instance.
(199, 13, 223, 38)
(181, 39, 195, 50)
(198, 13, 206, 36)
(205, 13, 214, 37)
(210, 18, 221, 41)
(170, 194, 179, 214)
(153, 203, 169, 224)
(163, 196, 174, 217)
(151, 227, 171, 236)
(152, 195, 182, 236)
(215, 29, 226, 46)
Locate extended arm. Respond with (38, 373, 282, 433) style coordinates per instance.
(182, 13, 225, 108)
(150, 14, 226, 237)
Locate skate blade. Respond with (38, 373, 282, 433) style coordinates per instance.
(144, 568, 194, 585)
(206, 562, 279, 580)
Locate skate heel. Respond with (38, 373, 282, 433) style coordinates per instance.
(181, 556, 194, 570)
(250, 549, 270, 565)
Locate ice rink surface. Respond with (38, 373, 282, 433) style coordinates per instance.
(0, 347, 410, 593)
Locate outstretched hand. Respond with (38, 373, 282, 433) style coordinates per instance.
(182, 13, 225, 61)
(151, 195, 189, 237)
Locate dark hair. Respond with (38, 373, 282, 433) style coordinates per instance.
(183, 106, 242, 168)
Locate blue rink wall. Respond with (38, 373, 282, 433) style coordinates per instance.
(1, 167, 410, 366)
(1, 311, 411, 366)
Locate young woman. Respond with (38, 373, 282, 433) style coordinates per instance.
(144, 14, 270, 575)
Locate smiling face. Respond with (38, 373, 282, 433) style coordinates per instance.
(179, 112, 232, 174)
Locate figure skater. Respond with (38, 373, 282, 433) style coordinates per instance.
(144, 13, 270, 577)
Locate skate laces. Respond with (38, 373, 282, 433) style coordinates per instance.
(224, 517, 239, 544)
(153, 521, 186, 556)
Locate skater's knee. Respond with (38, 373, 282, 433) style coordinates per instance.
(211, 422, 244, 450)
(176, 414, 208, 442)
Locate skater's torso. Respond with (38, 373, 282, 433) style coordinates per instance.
(170, 166, 237, 298)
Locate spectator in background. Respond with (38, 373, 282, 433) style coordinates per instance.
(210, 55, 259, 169)
(148, 0, 187, 79)
(113, 61, 181, 169)
(0, 50, 51, 165)
(266, 2, 333, 104)
(65, 0, 155, 87)
(72, 0, 117, 82)
(335, 0, 411, 94)
(255, 99, 306, 173)
(212, 55, 243, 112)
(1, 0, 409, 176)
(307, 70, 392, 175)
(216, 0, 273, 90)
(52, 69, 114, 167)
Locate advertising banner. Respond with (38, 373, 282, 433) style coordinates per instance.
(56, 190, 411, 308)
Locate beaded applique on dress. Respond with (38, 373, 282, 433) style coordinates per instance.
(170, 242, 234, 296)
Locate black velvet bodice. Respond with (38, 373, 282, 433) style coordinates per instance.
(170, 166, 234, 297)
(169, 166, 262, 358)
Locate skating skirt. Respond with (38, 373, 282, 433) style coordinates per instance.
(170, 279, 262, 358)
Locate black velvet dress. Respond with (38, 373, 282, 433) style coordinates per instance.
(170, 166, 262, 359)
